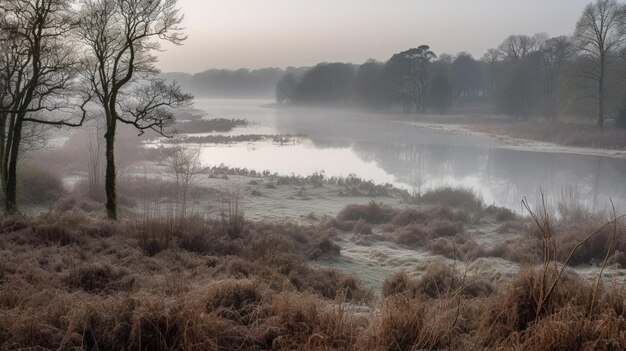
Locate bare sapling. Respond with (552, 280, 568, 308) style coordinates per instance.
(165, 145, 201, 220)
(219, 187, 245, 238)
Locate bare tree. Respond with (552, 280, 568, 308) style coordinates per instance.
(498, 34, 541, 61)
(575, 0, 626, 129)
(495, 33, 551, 119)
(0, 0, 87, 213)
(481, 48, 502, 99)
(165, 145, 201, 219)
(85, 119, 106, 200)
(539, 36, 573, 120)
(77, 0, 192, 220)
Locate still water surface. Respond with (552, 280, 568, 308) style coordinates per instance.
(189, 99, 626, 213)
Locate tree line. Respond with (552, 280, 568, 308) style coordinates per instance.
(162, 68, 298, 98)
(0, 0, 190, 219)
(277, 0, 626, 129)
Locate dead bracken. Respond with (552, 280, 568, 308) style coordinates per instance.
(1, 196, 625, 350)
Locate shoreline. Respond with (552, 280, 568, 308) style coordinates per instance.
(261, 101, 626, 159)
(401, 120, 626, 160)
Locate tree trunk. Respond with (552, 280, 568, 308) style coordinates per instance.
(0, 113, 7, 190)
(5, 116, 23, 213)
(104, 120, 117, 220)
(181, 180, 188, 219)
(3, 113, 16, 193)
(598, 60, 605, 130)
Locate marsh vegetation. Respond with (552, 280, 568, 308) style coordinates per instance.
(2, 0, 626, 349)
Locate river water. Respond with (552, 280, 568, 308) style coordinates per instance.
(189, 99, 626, 214)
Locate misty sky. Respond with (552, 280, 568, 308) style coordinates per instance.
(157, 0, 591, 73)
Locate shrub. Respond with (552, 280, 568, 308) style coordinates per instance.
(0, 217, 29, 234)
(426, 206, 470, 223)
(33, 224, 80, 246)
(361, 294, 427, 351)
(429, 237, 486, 261)
(68, 298, 135, 351)
(416, 264, 463, 298)
(382, 271, 417, 298)
(428, 219, 461, 237)
(308, 236, 341, 259)
(476, 269, 595, 346)
(392, 208, 427, 226)
(421, 187, 483, 212)
(202, 279, 266, 325)
(268, 292, 362, 350)
(337, 201, 395, 224)
(127, 217, 176, 256)
(128, 296, 183, 350)
(325, 218, 355, 232)
(16, 164, 65, 205)
(79, 222, 117, 238)
(484, 205, 516, 222)
(415, 263, 493, 299)
(352, 219, 373, 235)
(391, 224, 430, 247)
(554, 223, 620, 266)
(65, 263, 131, 294)
(488, 238, 541, 264)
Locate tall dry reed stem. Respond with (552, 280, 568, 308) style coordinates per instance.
(523, 193, 626, 326)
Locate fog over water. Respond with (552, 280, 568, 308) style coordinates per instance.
(157, 0, 590, 72)
(187, 99, 626, 213)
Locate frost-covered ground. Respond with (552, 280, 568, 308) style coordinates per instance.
(123, 161, 626, 293)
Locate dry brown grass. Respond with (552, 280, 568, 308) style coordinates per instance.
(333, 197, 626, 268)
(420, 187, 483, 212)
(64, 263, 132, 294)
(383, 211, 468, 253)
(429, 236, 486, 261)
(475, 269, 626, 349)
(471, 121, 626, 150)
(552, 221, 626, 266)
(0, 212, 376, 350)
(382, 264, 493, 300)
(492, 217, 626, 266)
(3, 202, 626, 350)
(336, 201, 396, 224)
(352, 219, 373, 235)
(488, 237, 542, 264)
(484, 204, 517, 222)
(373, 265, 626, 350)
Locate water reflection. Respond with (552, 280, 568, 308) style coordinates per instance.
(191, 99, 626, 212)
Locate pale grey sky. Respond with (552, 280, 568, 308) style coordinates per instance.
(157, 0, 591, 73)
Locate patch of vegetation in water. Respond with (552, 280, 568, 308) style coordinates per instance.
(168, 133, 305, 144)
(175, 118, 249, 134)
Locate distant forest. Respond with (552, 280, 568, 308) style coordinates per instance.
(165, 1, 626, 128)
(276, 32, 625, 126)
(161, 68, 308, 99)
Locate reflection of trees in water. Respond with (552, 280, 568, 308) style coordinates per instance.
(489, 151, 626, 213)
(336, 138, 625, 211)
(273, 109, 626, 211)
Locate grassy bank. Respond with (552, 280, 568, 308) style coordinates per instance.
(1, 189, 625, 350)
(469, 121, 626, 150)
(395, 114, 626, 151)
